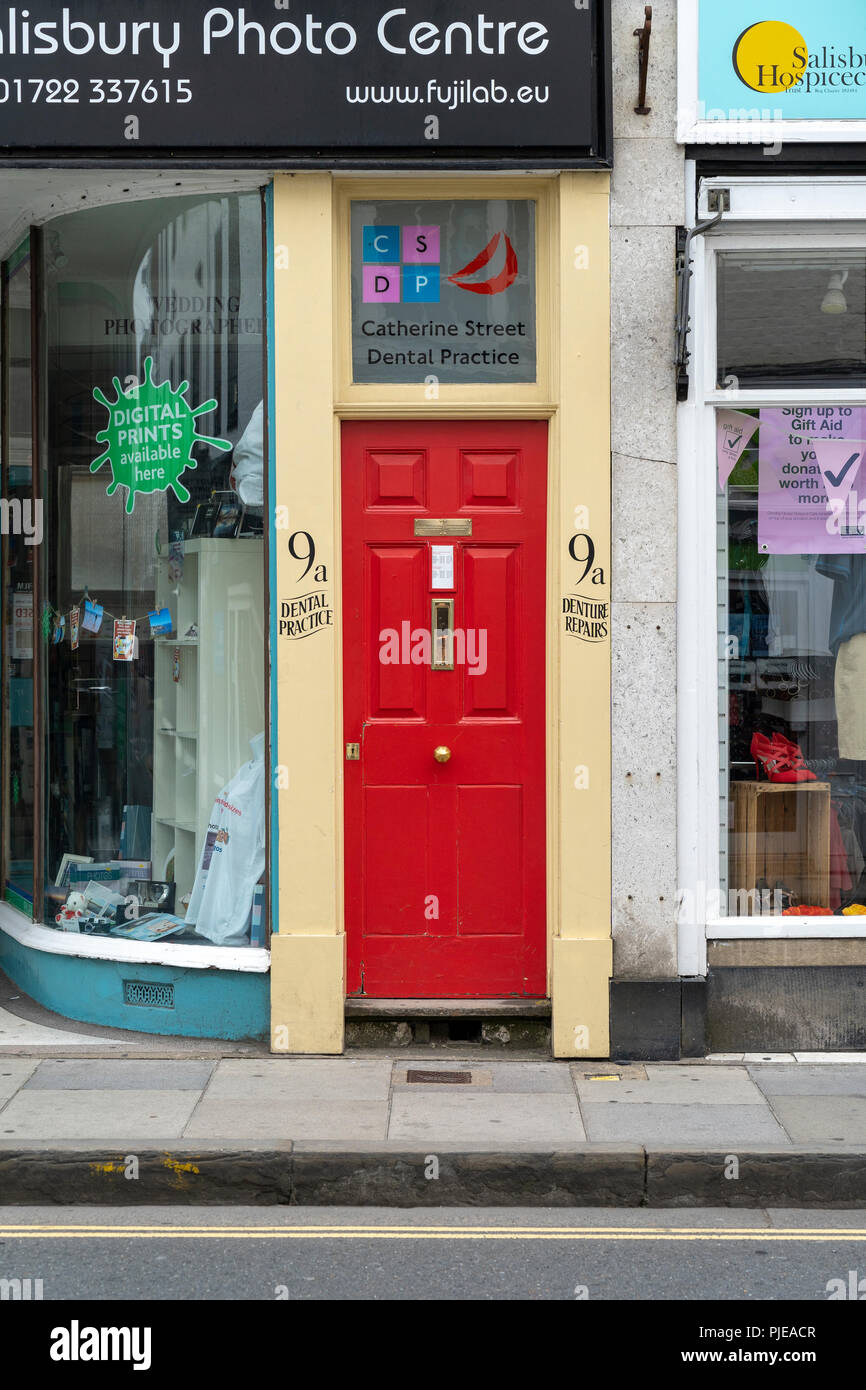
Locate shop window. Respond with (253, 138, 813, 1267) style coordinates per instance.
(719, 384, 866, 917)
(717, 251, 866, 922)
(350, 198, 537, 385)
(37, 193, 266, 947)
(717, 251, 866, 390)
(2, 239, 35, 915)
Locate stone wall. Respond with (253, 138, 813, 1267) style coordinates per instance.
(610, 0, 684, 977)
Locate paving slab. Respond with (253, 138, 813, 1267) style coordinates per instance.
(0, 1003, 124, 1048)
(742, 1053, 797, 1064)
(0, 1089, 198, 1140)
(290, 1139, 604, 1152)
(0, 1059, 38, 1104)
(206, 1058, 392, 1101)
(750, 1065, 866, 1098)
(23, 1059, 215, 1091)
(574, 1065, 765, 1106)
(388, 1091, 585, 1143)
(486, 1064, 574, 1094)
(183, 1098, 389, 1141)
(793, 1053, 866, 1065)
(769, 1096, 866, 1144)
(581, 1102, 790, 1146)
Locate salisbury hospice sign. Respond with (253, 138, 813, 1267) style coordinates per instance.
(680, 0, 866, 141)
(0, 2, 610, 163)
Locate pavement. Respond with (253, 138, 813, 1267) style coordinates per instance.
(2, 1053, 866, 1207)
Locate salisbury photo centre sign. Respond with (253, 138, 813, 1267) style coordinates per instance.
(679, 0, 866, 144)
(0, 1, 611, 164)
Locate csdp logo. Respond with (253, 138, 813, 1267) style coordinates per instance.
(733, 20, 808, 93)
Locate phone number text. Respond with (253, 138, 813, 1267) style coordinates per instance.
(0, 78, 192, 104)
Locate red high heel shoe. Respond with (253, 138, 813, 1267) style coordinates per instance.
(770, 732, 817, 782)
(750, 732, 816, 783)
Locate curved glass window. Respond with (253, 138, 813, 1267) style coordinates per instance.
(2, 239, 35, 916)
(38, 192, 266, 947)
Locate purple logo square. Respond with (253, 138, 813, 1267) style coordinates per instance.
(402, 226, 440, 264)
(363, 265, 401, 304)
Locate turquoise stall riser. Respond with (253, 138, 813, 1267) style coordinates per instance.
(0, 934, 268, 1041)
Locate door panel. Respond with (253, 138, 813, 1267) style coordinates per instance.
(462, 546, 516, 717)
(363, 785, 430, 936)
(368, 546, 427, 717)
(457, 785, 524, 936)
(343, 419, 547, 998)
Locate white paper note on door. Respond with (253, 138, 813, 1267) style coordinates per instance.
(431, 544, 454, 590)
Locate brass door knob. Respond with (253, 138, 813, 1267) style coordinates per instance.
(433, 746, 452, 763)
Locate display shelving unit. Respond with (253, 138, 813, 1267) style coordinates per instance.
(152, 538, 264, 908)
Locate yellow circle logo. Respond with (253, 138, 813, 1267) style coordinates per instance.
(733, 20, 808, 93)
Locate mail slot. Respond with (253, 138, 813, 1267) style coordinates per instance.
(431, 598, 455, 670)
(414, 518, 472, 537)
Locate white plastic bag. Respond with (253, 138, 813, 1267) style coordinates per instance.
(229, 401, 264, 509)
(186, 733, 265, 944)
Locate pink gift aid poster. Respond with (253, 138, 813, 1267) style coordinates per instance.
(758, 407, 866, 555)
(717, 409, 759, 491)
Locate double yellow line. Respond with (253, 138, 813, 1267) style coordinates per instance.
(0, 1225, 864, 1242)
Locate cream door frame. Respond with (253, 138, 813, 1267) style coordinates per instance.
(270, 170, 612, 1056)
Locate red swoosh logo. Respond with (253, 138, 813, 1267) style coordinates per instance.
(448, 232, 518, 296)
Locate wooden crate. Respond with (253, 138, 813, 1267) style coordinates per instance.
(729, 781, 831, 912)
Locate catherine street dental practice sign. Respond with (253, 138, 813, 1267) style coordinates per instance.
(0, 1, 609, 160)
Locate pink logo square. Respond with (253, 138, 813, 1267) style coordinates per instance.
(402, 226, 440, 264)
(363, 265, 401, 303)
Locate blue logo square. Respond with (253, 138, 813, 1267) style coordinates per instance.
(402, 265, 440, 304)
(363, 226, 400, 264)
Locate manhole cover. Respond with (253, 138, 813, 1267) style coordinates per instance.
(407, 1069, 472, 1085)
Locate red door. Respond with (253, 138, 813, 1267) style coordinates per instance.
(342, 420, 547, 998)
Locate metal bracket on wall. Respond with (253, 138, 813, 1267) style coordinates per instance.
(675, 212, 723, 403)
(634, 5, 652, 115)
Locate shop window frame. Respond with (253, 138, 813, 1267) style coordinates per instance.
(0, 233, 39, 918)
(678, 174, 866, 974)
(333, 176, 556, 410)
(676, 6, 866, 148)
(0, 182, 273, 962)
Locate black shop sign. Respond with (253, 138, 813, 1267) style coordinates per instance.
(0, 1, 611, 164)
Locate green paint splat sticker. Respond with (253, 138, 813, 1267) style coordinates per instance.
(91, 357, 230, 514)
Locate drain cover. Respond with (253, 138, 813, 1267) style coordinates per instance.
(407, 1069, 472, 1085)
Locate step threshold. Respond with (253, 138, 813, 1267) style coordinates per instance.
(345, 998, 551, 1019)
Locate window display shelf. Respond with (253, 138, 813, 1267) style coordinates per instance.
(153, 539, 264, 910)
(0, 904, 269, 973)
